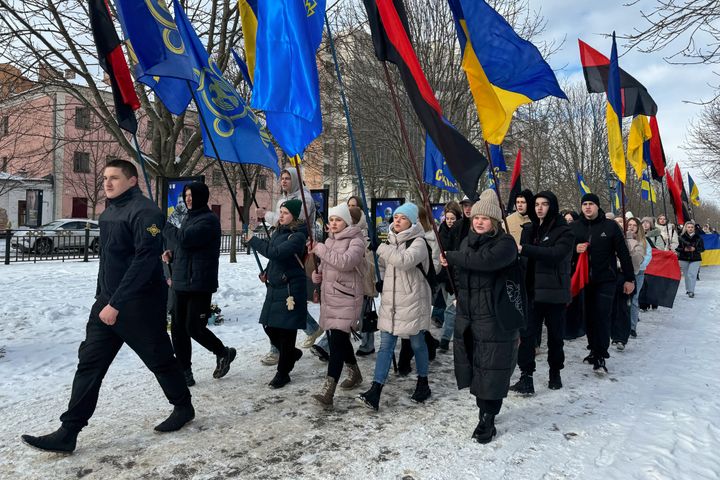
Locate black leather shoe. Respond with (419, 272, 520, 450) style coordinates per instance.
(21, 427, 77, 453)
(154, 404, 195, 433)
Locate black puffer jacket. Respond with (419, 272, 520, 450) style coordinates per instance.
(520, 191, 574, 304)
(571, 208, 635, 284)
(445, 229, 519, 401)
(676, 232, 704, 262)
(96, 185, 165, 309)
(249, 222, 308, 330)
(448, 216, 471, 251)
(163, 183, 221, 293)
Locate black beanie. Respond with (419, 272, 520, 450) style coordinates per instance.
(184, 182, 210, 210)
(581, 192, 600, 206)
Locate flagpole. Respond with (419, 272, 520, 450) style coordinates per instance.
(620, 181, 627, 232)
(483, 141, 510, 233)
(324, 13, 381, 280)
(380, 62, 456, 293)
(287, 155, 320, 279)
(660, 176, 673, 250)
(185, 82, 267, 271)
(131, 133, 155, 204)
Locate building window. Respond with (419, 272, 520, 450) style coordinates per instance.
(1, 156, 7, 172)
(0, 116, 8, 137)
(75, 107, 91, 130)
(73, 151, 90, 173)
(212, 170, 222, 186)
(323, 163, 331, 177)
(258, 175, 267, 190)
(71, 197, 88, 218)
(182, 126, 194, 144)
(211, 204, 221, 219)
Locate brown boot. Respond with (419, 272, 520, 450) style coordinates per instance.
(339, 363, 363, 390)
(311, 376, 337, 407)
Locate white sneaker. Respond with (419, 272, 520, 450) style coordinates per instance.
(261, 352, 279, 366)
(616, 342, 625, 351)
(301, 328, 324, 348)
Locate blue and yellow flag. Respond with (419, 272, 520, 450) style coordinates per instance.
(576, 171, 591, 198)
(115, 0, 196, 115)
(641, 171, 656, 203)
(701, 233, 720, 266)
(688, 174, 700, 206)
(174, 0, 279, 174)
(447, 0, 566, 145)
(614, 180, 624, 212)
(231, 48, 253, 89)
(489, 144, 508, 172)
(423, 130, 459, 194)
(627, 115, 651, 180)
(607, 32, 626, 184)
(250, 0, 326, 158)
(238, 0, 258, 84)
(487, 168, 497, 192)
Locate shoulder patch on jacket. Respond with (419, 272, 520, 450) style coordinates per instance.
(146, 224, 161, 237)
(600, 232, 607, 238)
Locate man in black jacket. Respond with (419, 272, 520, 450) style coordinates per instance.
(163, 182, 236, 387)
(511, 191, 574, 395)
(21, 160, 193, 454)
(572, 193, 635, 373)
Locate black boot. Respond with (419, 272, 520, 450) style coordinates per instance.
(410, 376, 432, 403)
(425, 331, 439, 361)
(358, 381, 383, 411)
(184, 369, 195, 387)
(310, 344, 329, 362)
(397, 340, 413, 376)
(268, 372, 291, 389)
(548, 369, 562, 390)
(508, 373, 534, 396)
(471, 412, 497, 444)
(213, 347, 237, 379)
(21, 426, 78, 453)
(593, 356, 608, 374)
(438, 338, 450, 352)
(154, 404, 195, 433)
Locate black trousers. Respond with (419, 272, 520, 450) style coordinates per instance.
(476, 397, 503, 416)
(60, 299, 191, 432)
(171, 291, 225, 370)
(327, 330, 357, 382)
(611, 276, 632, 345)
(584, 281, 616, 359)
(518, 301, 566, 374)
(264, 326, 299, 375)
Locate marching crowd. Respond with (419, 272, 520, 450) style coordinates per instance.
(21, 159, 706, 453)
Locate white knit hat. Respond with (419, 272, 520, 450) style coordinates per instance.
(470, 189, 502, 222)
(328, 203, 353, 227)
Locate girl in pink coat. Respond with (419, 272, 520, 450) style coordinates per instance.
(310, 204, 367, 407)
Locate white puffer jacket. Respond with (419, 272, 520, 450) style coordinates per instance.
(376, 222, 432, 337)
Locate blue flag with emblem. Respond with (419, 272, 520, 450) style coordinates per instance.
(489, 144, 508, 172)
(115, 0, 196, 115)
(250, 0, 326, 158)
(232, 48, 254, 90)
(487, 168, 497, 191)
(576, 171, 591, 198)
(173, 0, 279, 174)
(423, 130, 459, 193)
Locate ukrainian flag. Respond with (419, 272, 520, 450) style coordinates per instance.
(446, 0, 566, 145)
(701, 233, 720, 266)
(607, 33, 626, 185)
(641, 171, 657, 203)
(688, 173, 700, 206)
(576, 171, 591, 198)
(627, 115, 651, 180)
(238, 0, 258, 85)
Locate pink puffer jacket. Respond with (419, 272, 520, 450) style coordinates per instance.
(314, 226, 367, 332)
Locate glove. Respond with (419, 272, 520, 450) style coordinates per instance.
(311, 271, 322, 284)
(375, 280, 384, 293)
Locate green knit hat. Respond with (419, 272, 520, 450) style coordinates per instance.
(281, 199, 303, 220)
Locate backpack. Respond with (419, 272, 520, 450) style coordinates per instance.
(405, 238, 439, 290)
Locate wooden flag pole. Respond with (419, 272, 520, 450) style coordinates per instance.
(483, 141, 510, 233)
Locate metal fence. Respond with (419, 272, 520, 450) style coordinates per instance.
(2, 229, 269, 264)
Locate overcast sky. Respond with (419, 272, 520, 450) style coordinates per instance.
(528, 0, 717, 198)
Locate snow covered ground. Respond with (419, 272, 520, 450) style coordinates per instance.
(0, 256, 719, 480)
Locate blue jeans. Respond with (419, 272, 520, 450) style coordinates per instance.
(358, 331, 375, 352)
(269, 312, 318, 354)
(630, 271, 645, 330)
(373, 331, 429, 384)
(441, 296, 456, 341)
(679, 261, 701, 294)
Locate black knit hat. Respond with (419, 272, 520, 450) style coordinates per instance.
(581, 192, 600, 206)
(281, 199, 303, 220)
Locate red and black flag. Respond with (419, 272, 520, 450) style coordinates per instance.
(648, 116, 666, 180)
(506, 149, 522, 214)
(571, 251, 590, 298)
(363, 0, 487, 200)
(640, 250, 681, 308)
(665, 167, 687, 225)
(674, 163, 690, 205)
(578, 39, 657, 118)
(88, 0, 140, 134)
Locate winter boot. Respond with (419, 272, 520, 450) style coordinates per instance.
(472, 412, 497, 444)
(310, 344, 329, 362)
(268, 372, 291, 389)
(213, 347, 237, 379)
(438, 338, 450, 352)
(183, 369, 195, 387)
(311, 376, 338, 408)
(21, 426, 78, 454)
(154, 404, 195, 432)
(301, 328, 324, 348)
(356, 348, 375, 356)
(358, 382, 383, 411)
(425, 331, 439, 361)
(261, 351, 279, 366)
(397, 340, 413, 376)
(593, 357, 608, 374)
(410, 376, 432, 403)
(508, 373, 535, 396)
(548, 369, 562, 390)
(629, 329, 637, 338)
(340, 363, 363, 390)
(582, 353, 596, 365)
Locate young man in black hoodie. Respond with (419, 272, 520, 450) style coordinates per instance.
(163, 182, 236, 386)
(511, 191, 574, 394)
(21, 160, 193, 454)
(571, 193, 635, 373)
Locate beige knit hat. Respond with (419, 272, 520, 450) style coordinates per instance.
(470, 189, 502, 222)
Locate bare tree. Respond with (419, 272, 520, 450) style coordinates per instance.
(687, 98, 720, 189)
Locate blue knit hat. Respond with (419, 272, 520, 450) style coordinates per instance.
(393, 202, 418, 224)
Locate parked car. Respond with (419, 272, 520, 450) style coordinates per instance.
(12, 219, 100, 255)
